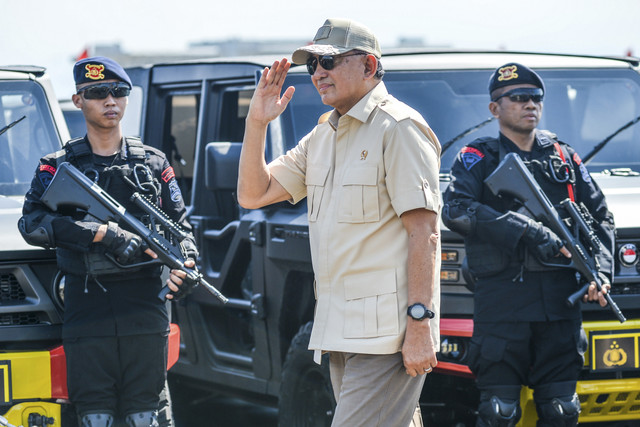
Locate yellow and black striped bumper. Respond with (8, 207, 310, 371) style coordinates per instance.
(0, 346, 66, 426)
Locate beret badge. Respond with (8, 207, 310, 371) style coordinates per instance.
(85, 64, 105, 81)
(498, 65, 519, 82)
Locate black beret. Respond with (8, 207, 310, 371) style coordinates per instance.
(73, 56, 132, 88)
(488, 62, 544, 95)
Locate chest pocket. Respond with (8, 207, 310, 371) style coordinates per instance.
(338, 166, 379, 223)
(305, 165, 330, 222)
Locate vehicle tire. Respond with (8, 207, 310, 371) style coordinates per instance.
(168, 375, 203, 427)
(278, 322, 336, 427)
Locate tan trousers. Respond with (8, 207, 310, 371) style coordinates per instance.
(329, 352, 426, 427)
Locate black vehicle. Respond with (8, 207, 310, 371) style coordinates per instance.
(126, 51, 640, 426)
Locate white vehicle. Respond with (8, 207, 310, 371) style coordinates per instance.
(0, 65, 70, 425)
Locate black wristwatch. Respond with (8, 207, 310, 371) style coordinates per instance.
(407, 303, 435, 321)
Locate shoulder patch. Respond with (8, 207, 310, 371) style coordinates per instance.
(38, 164, 56, 187)
(460, 146, 485, 170)
(161, 166, 176, 183)
(168, 179, 183, 203)
(572, 152, 582, 165)
(574, 152, 591, 183)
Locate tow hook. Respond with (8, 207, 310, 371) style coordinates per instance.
(0, 413, 55, 427)
(28, 413, 55, 427)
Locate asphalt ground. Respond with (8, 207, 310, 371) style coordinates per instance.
(171, 394, 640, 427)
(173, 395, 278, 427)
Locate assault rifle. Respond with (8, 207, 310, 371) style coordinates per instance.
(40, 162, 228, 304)
(484, 153, 625, 323)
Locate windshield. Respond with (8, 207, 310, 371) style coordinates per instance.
(284, 68, 640, 174)
(0, 80, 62, 196)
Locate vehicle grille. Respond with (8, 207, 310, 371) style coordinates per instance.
(0, 273, 25, 301)
(0, 312, 40, 326)
(577, 379, 640, 421)
(611, 283, 640, 295)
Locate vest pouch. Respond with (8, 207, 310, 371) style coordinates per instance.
(466, 241, 511, 278)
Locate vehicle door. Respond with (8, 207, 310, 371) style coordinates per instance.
(132, 62, 274, 385)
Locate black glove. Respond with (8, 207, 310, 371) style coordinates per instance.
(181, 239, 199, 261)
(521, 220, 563, 262)
(170, 259, 199, 300)
(101, 222, 148, 264)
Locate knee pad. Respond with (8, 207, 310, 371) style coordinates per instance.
(125, 410, 159, 427)
(536, 393, 580, 427)
(80, 413, 114, 427)
(477, 396, 521, 427)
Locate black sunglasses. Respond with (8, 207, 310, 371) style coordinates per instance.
(492, 87, 544, 103)
(306, 53, 367, 75)
(77, 82, 131, 100)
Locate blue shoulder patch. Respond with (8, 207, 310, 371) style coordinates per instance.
(460, 147, 485, 170)
(38, 164, 57, 188)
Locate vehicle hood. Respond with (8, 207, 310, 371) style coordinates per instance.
(593, 174, 640, 231)
(0, 196, 41, 251)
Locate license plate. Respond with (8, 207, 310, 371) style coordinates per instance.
(0, 360, 11, 404)
(590, 330, 640, 372)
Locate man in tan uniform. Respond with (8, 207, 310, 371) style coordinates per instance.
(237, 18, 441, 426)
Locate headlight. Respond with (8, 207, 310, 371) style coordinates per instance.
(52, 270, 65, 310)
(441, 250, 459, 263)
(439, 336, 468, 363)
(440, 269, 460, 282)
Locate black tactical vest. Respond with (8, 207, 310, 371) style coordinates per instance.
(55, 137, 162, 279)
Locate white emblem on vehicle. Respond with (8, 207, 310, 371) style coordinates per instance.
(618, 243, 638, 267)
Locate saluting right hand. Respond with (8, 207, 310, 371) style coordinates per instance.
(247, 58, 296, 126)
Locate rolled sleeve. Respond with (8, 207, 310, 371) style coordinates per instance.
(269, 136, 310, 205)
(386, 120, 441, 217)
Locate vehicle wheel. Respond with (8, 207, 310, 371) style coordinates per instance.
(168, 375, 203, 427)
(278, 322, 336, 427)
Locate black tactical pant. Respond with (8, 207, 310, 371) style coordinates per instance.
(469, 319, 586, 409)
(64, 333, 168, 418)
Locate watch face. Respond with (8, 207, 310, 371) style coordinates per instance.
(410, 304, 427, 319)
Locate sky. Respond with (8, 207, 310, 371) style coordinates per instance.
(2, 0, 639, 99)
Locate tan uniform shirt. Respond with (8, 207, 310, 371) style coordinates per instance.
(270, 82, 441, 358)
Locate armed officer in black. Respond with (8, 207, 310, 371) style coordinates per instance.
(442, 63, 615, 426)
(19, 57, 195, 427)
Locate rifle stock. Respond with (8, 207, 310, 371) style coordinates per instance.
(41, 162, 228, 304)
(484, 153, 624, 323)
